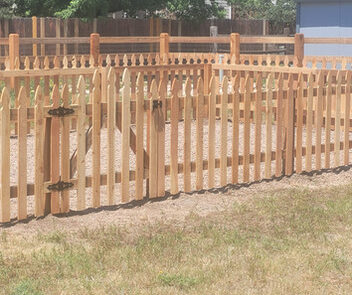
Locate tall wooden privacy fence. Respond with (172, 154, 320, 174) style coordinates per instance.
(1, 62, 352, 222)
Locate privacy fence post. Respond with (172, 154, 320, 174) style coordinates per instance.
(230, 33, 240, 64)
(90, 33, 100, 67)
(32, 16, 37, 56)
(294, 33, 304, 67)
(160, 33, 169, 64)
(9, 34, 19, 88)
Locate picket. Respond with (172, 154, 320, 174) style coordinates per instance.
(334, 71, 342, 167)
(196, 77, 204, 190)
(0, 88, 10, 223)
(107, 68, 116, 205)
(232, 75, 240, 184)
(2, 60, 352, 222)
(184, 79, 192, 192)
(265, 74, 273, 178)
(325, 72, 332, 169)
(17, 87, 27, 220)
(121, 69, 131, 202)
(220, 76, 228, 186)
(61, 85, 70, 213)
(254, 73, 262, 181)
(34, 86, 44, 217)
(344, 72, 351, 165)
(170, 79, 179, 194)
(135, 73, 144, 200)
(208, 77, 216, 188)
(76, 76, 86, 210)
(92, 70, 101, 207)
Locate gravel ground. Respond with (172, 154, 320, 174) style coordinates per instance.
(6, 119, 352, 224)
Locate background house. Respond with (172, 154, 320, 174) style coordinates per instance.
(296, 0, 352, 56)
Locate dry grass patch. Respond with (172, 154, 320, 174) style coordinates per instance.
(1, 185, 352, 294)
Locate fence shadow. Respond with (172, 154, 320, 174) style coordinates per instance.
(2, 162, 352, 228)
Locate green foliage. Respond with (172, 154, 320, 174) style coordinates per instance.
(0, 0, 15, 18)
(165, 0, 226, 21)
(54, 0, 110, 19)
(228, 0, 296, 25)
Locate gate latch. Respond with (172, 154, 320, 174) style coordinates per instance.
(48, 106, 75, 117)
(47, 180, 74, 192)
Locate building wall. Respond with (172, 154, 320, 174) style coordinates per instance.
(297, 1, 352, 56)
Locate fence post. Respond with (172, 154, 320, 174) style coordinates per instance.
(32, 16, 37, 56)
(160, 33, 169, 65)
(294, 33, 304, 67)
(230, 33, 240, 64)
(9, 34, 19, 88)
(90, 33, 100, 67)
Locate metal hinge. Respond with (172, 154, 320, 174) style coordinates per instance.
(48, 106, 75, 117)
(47, 180, 74, 192)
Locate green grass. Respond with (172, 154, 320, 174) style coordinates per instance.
(1, 185, 352, 294)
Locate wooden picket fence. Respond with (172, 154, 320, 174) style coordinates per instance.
(1, 60, 352, 222)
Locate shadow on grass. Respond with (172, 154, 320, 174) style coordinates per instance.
(2, 163, 352, 228)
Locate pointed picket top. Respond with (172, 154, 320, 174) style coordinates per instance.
(138, 54, 144, 66)
(232, 74, 240, 92)
(24, 56, 30, 70)
(177, 53, 182, 64)
(336, 70, 343, 85)
(33, 56, 40, 70)
(43, 56, 50, 70)
(72, 56, 77, 68)
(107, 66, 115, 88)
(256, 72, 262, 93)
(298, 73, 303, 88)
(53, 56, 59, 69)
(136, 72, 144, 94)
(155, 54, 160, 65)
(221, 75, 228, 95)
(197, 77, 204, 95)
(276, 73, 282, 91)
(105, 54, 111, 66)
(14, 57, 20, 70)
(62, 56, 68, 69)
(80, 55, 86, 68)
(209, 76, 216, 96)
(61, 84, 69, 107)
(265, 73, 273, 91)
(158, 77, 167, 97)
(131, 54, 136, 66)
(92, 69, 101, 89)
(50, 84, 59, 108)
(185, 78, 192, 97)
(34, 85, 43, 107)
(123, 54, 128, 66)
(18, 86, 27, 109)
(1, 87, 10, 109)
(171, 78, 179, 96)
(77, 75, 86, 105)
(114, 54, 119, 67)
(147, 54, 152, 65)
(4, 57, 10, 70)
(121, 68, 131, 99)
(150, 79, 158, 100)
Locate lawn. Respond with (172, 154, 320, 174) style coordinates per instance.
(1, 184, 352, 294)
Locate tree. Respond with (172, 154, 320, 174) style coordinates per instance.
(228, 0, 296, 26)
(0, 0, 15, 18)
(13, 0, 226, 21)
